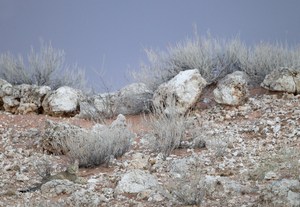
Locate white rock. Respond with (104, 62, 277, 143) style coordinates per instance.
(16, 173, 29, 181)
(264, 171, 278, 180)
(213, 71, 249, 105)
(153, 69, 207, 115)
(42, 86, 82, 116)
(261, 67, 300, 93)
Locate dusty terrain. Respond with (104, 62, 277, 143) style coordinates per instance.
(0, 88, 300, 206)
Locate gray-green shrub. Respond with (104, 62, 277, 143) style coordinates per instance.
(146, 103, 187, 156)
(0, 42, 87, 91)
(132, 33, 300, 90)
(42, 115, 134, 167)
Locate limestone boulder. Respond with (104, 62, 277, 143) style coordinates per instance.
(42, 86, 82, 116)
(261, 67, 300, 94)
(153, 69, 207, 115)
(1, 83, 51, 114)
(213, 71, 249, 105)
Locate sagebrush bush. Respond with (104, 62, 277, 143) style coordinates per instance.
(43, 115, 134, 167)
(132, 33, 300, 90)
(146, 103, 187, 156)
(0, 42, 88, 91)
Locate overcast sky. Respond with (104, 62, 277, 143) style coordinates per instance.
(1, 0, 300, 91)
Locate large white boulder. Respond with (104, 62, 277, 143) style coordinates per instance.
(213, 71, 249, 106)
(153, 69, 207, 114)
(42, 86, 82, 116)
(261, 67, 300, 94)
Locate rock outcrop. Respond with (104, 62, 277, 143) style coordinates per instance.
(153, 69, 207, 114)
(0, 79, 51, 114)
(261, 67, 300, 94)
(213, 71, 249, 105)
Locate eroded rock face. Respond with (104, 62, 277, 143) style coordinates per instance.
(261, 67, 300, 94)
(213, 71, 249, 106)
(78, 83, 153, 120)
(0, 82, 51, 114)
(42, 86, 82, 116)
(153, 69, 207, 115)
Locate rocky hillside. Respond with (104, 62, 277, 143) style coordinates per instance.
(0, 68, 300, 206)
(0, 90, 299, 206)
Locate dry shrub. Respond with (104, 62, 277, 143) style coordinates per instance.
(0, 41, 88, 91)
(132, 32, 300, 90)
(42, 115, 134, 167)
(145, 99, 188, 156)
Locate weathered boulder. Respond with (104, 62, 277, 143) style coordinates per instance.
(1, 83, 51, 114)
(78, 83, 152, 120)
(213, 71, 249, 105)
(153, 69, 207, 115)
(261, 67, 300, 94)
(42, 86, 82, 116)
(115, 169, 159, 194)
(115, 83, 153, 115)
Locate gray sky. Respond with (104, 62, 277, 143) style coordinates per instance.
(1, 0, 300, 91)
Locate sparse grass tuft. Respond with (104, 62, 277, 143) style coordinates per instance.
(145, 101, 188, 156)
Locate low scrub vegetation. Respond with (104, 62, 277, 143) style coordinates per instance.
(146, 104, 188, 156)
(0, 42, 87, 91)
(132, 32, 300, 90)
(43, 117, 133, 167)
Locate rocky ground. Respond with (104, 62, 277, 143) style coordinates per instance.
(0, 89, 300, 207)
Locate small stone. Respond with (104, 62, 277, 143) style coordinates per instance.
(264, 171, 278, 180)
(16, 173, 29, 181)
